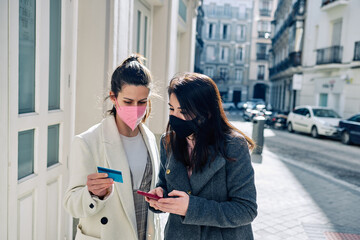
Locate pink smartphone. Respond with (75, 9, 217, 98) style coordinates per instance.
(137, 190, 162, 200)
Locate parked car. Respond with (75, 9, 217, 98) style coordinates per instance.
(267, 111, 289, 129)
(338, 114, 360, 145)
(287, 106, 341, 138)
(222, 102, 237, 111)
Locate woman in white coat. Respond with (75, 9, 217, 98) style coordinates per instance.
(64, 54, 161, 240)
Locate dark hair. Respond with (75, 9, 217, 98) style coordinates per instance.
(164, 72, 255, 172)
(108, 54, 152, 120)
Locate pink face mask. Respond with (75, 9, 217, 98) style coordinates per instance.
(114, 98, 147, 131)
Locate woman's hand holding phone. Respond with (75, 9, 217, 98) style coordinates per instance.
(144, 187, 164, 207)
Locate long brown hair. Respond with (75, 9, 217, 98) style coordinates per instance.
(165, 72, 255, 172)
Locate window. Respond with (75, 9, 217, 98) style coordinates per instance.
(136, 11, 141, 53)
(259, 0, 272, 16)
(222, 24, 229, 40)
(220, 46, 229, 62)
(224, 4, 231, 17)
(47, 124, 60, 167)
(303, 108, 310, 117)
(236, 47, 243, 61)
(256, 43, 269, 60)
(294, 108, 304, 115)
(206, 46, 216, 61)
(18, 129, 35, 179)
(178, 0, 187, 22)
(19, 0, 36, 114)
(331, 19, 342, 46)
(257, 21, 271, 39)
(236, 25, 245, 41)
(257, 65, 265, 80)
(319, 93, 328, 107)
(49, 0, 62, 110)
(208, 23, 215, 39)
(205, 67, 214, 78)
(235, 69, 243, 83)
(220, 68, 228, 80)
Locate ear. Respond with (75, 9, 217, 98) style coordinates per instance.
(109, 91, 116, 104)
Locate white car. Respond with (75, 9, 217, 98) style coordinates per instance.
(286, 106, 341, 138)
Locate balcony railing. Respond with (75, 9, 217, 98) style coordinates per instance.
(354, 41, 360, 61)
(272, 0, 306, 45)
(321, 0, 348, 7)
(316, 46, 343, 65)
(269, 51, 302, 77)
(257, 74, 265, 80)
(259, 9, 271, 17)
(258, 31, 271, 39)
(257, 53, 269, 60)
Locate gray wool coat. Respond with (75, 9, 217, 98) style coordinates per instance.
(153, 132, 257, 240)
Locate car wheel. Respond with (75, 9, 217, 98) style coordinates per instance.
(311, 126, 319, 138)
(341, 131, 351, 145)
(287, 122, 294, 133)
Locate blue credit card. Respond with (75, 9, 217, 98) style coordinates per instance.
(97, 166, 123, 183)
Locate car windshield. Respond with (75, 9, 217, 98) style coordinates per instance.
(312, 109, 340, 118)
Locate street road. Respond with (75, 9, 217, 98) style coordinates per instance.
(229, 116, 360, 188)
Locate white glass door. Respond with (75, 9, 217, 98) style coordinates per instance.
(8, 0, 73, 239)
(133, 0, 151, 59)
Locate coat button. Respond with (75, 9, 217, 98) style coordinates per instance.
(101, 217, 108, 225)
(166, 169, 171, 174)
(89, 203, 94, 209)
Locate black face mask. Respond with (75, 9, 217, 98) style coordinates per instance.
(169, 115, 198, 139)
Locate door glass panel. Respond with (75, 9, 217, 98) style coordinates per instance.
(49, 0, 61, 110)
(143, 16, 148, 58)
(47, 124, 60, 167)
(136, 10, 141, 53)
(18, 129, 35, 179)
(19, 0, 36, 114)
(319, 93, 328, 107)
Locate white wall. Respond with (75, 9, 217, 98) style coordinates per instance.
(75, 0, 113, 135)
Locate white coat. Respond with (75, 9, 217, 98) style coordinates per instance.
(63, 116, 161, 240)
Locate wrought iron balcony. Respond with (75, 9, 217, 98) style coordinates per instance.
(257, 53, 269, 60)
(316, 46, 343, 65)
(354, 41, 360, 61)
(258, 31, 271, 39)
(257, 74, 265, 80)
(259, 9, 271, 17)
(321, 0, 349, 8)
(269, 51, 302, 78)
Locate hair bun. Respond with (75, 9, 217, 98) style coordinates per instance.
(123, 53, 145, 65)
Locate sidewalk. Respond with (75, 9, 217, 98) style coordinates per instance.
(251, 149, 360, 240)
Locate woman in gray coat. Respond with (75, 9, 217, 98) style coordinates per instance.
(145, 72, 257, 240)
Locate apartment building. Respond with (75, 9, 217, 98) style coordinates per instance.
(199, 0, 253, 104)
(300, 0, 360, 117)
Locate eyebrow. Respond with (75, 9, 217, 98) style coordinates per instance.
(123, 97, 148, 101)
(168, 103, 182, 109)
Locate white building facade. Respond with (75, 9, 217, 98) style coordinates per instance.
(0, 0, 199, 239)
(300, 0, 360, 118)
(199, 0, 253, 104)
(269, 0, 306, 112)
(248, 0, 277, 103)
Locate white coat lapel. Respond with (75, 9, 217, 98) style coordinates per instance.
(101, 117, 137, 236)
(138, 124, 159, 189)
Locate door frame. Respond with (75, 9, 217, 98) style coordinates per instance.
(0, 0, 9, 239)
